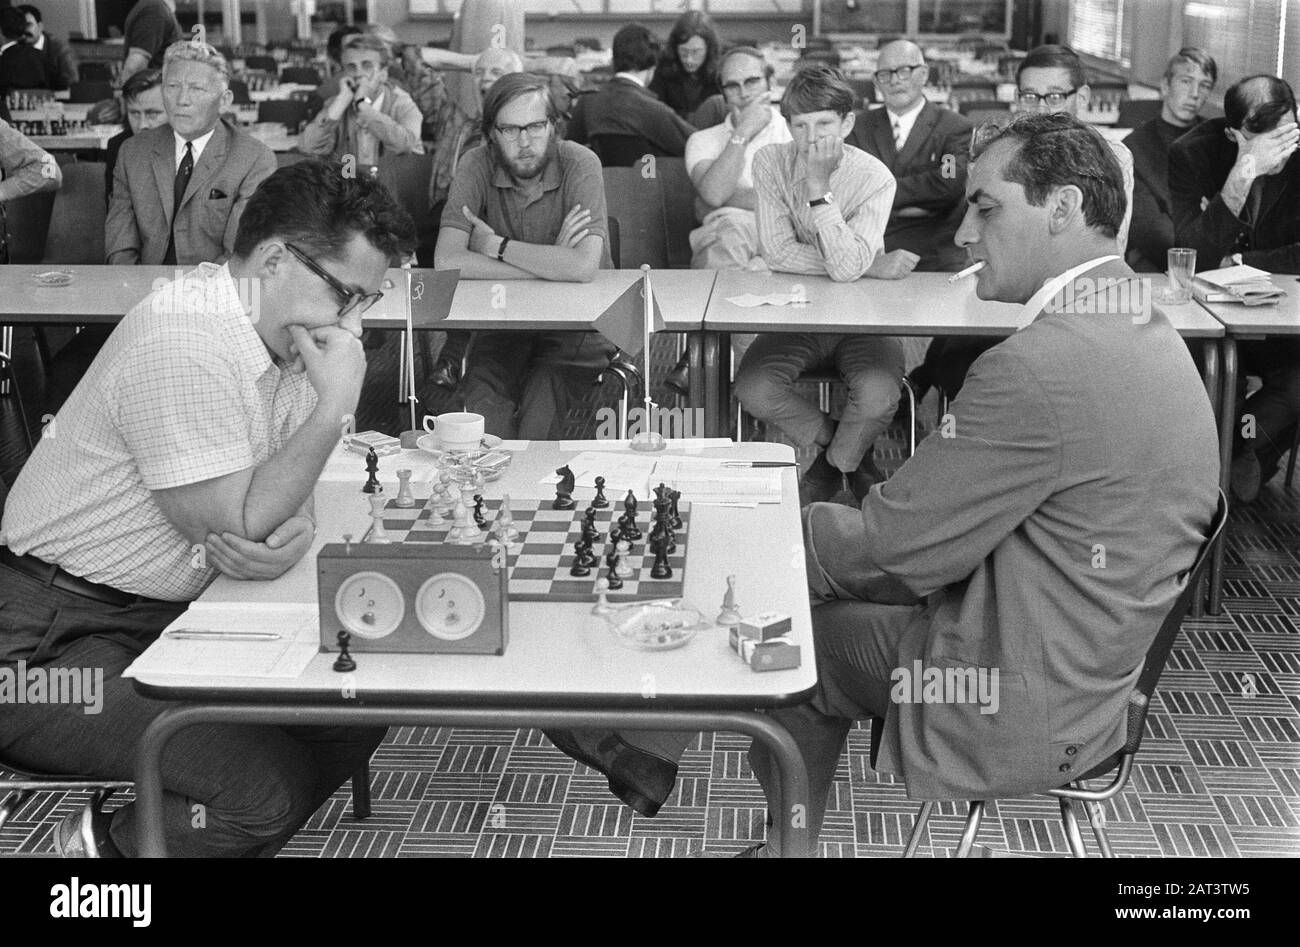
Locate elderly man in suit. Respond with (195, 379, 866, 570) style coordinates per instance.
(746, 111, 1219, 855)
(847, 39, 972, 272)
(1171, 74, 1300, 503)
(106, 40, 275, 266)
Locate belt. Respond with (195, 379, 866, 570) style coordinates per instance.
(0, 546, 163, 608)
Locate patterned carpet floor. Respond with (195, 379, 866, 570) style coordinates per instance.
(2, 329, 1298, 857)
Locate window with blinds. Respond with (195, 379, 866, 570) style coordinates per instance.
(1181, 0, 1285, 89)
(1069, 0, 1132, 69)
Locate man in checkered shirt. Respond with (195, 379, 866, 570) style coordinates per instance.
(0, 161, 416, 857)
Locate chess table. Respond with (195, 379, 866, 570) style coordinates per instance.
(128, 440, 816, 858)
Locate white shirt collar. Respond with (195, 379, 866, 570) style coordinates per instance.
(367, 88, 385, 111)
(885, 96, 926, 147)
(614, 71, 646, 87)
(174, 127, 216, 167)
(1017, 255, 1122, 330)
(0, 41, 16, 55)
(33, 34, 46, 51)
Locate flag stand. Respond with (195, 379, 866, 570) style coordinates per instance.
(398, 268, 423, 449)
(629, 264, 666, 452)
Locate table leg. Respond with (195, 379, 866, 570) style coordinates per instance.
(687, 330, 705, 428)
(1192, 339, 1222, 618)
(1210, 337, 1237, 616)
(702, 330, 725, 438)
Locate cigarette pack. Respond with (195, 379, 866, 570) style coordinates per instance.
(344, 431, 402, 457)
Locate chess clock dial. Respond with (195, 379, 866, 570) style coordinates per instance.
(334, 572, 405, 639)
(416, 573, 486, 640)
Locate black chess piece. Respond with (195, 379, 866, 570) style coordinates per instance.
(473, 494, 487, 529)
(333, 630, 357, 672)
(624, 490, 638, 518)
(553, 465, 576, 510)
(650, 537, 672, 579)
(569, 538, 592, 576)
(592, 476, 609, 508)
(668, 489, 682, 529)
(605, 564, 624, 591)
(362, 447, 382, 494)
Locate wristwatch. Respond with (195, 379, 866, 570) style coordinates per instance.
(808, 192, 834, 208)
(729, 133, 747, 147)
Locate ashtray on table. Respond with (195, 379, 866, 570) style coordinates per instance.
(604, 599, 710, 651)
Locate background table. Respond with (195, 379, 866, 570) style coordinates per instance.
(128, 440, 817, 858)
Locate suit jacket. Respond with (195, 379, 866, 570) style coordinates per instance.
(105, 119, 276, 265)
(847, 101, 973, 270)
(0, 43, 50, 91)
(804, 258, 1219, 800)
(1170, 116, 1300, 274)
(565, 77, 695, 157)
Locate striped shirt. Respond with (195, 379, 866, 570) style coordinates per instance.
(752, 140, 895, 282)
(0, 263, 317, 602)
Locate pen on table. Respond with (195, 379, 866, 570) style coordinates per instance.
(163, 630, 281, 641)
(948, 260, 986, 283)
(722, 461, 799, 468)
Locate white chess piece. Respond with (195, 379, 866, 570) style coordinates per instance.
(717, 574, 741, 625)
(368, 495, 391, 544)
(494, 494, 520, 544)
(592, 577, 612, 615)
(613, 539, 634, 579)
(451, 497, 476, 544)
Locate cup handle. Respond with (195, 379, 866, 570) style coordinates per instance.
(422, 416, 437, 433)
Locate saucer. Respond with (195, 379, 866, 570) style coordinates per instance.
(416, 433, 503, 455)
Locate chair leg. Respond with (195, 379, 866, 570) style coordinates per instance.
(351, 764, 372, 820)
(903, 800, 934, 857)
(902, 380, 917, 457)
(955, 800, 985, 857)
(1072, 782, 1115, 858)
(1059, 796, 1088, 857)
(1286, 426, 1300, 489)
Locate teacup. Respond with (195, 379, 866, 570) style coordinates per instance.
(423, 412, 485, 452)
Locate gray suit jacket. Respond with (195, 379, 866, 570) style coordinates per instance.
(804, 258, 1219, 799)
(105, 119, 276, 265)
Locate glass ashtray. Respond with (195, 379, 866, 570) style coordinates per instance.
(603, 599, 710, 651)
(32, 270, 73, 287)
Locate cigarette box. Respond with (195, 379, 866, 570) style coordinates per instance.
(737, 612, 792, 641)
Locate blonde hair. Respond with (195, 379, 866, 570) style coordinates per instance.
(162, 40, 231, 86)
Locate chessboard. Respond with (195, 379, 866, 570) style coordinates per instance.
(367, 497, 690, 603)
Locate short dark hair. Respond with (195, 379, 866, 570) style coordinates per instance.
(1224, 75, 1297, 133)
(781, 62, 855, 119)
(233, 160, 416, 266)
(122, 67, 162, 103)
(1017, 44, 1086, 90)
(612, 23, 660, 74)
(17, 5, 40, 23)
(0, 8, 27, 40)
(480, 71, 559, 142)
(1164, 47, 1217, 85)
(326, 24, 363, 65)
(971, 112, 1126, 238)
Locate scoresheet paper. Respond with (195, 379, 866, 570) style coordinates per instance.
(123, 603, 319, 680)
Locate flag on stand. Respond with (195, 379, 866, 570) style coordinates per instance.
(592, 271, 665, 358)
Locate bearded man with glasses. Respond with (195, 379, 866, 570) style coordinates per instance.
(0, 161, 416, 858)
(434, 72, 619, 439)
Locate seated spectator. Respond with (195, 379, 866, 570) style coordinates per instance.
(0, 6, 49, 91)
(299, 33, 424, 177)
(649, 10, 722, 124)
(1126, 48, 1217, 272)
(847, 40, 972, 272)
(566, 23, 695, 160)
(913, 43, 1135, 403)
(426, 46, 525, 391)
(737, 63, 917, 505)
(1170, 74, 1300, 502)
(434, 73, 615, 440)
(17, 5, 76, 91)
(105, 68, 165, 204)
(0, 115, 61, 263)
(106, 40, 276, 266)
(365, 24, 447, 144)
(305, 24, 363, 119)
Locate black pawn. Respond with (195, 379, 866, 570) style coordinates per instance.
(333, 630, 356, 672)
(569, 539, 592, 576)
(362, 447, 382, 494)
(592, 476, 609, 508)
(650, 538, 672, 579)
(473, 494, 487, 529)
(605, 564, 624, 591)
(624, 490, 638, 518)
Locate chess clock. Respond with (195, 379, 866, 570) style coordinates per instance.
(317, 544, 508, 654)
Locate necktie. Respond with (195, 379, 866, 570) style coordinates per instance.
(893, 118, 905, 152)
(163, 142, 194, 266)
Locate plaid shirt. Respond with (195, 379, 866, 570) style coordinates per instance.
(1, 264, 317, 601)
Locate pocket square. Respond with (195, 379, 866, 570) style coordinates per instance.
(208, 188, 228, 200)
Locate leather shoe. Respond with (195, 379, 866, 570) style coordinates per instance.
(545, 729, 677, 817)
(848, 449, 885, 503)
(1231, 450, 1262, 503)
(430, 356, 461, 390)
(798, 450, 842, 506)
(664, 355, 690, 396)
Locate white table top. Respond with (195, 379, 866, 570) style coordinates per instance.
(705, 270, 1224, 339)
(128, 441, 817, 707)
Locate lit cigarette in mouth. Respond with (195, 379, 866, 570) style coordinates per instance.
(948, 261, 986, 283)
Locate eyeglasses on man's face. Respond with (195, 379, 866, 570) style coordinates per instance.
(493, 119, 552, 143)
(285, 243, 383, 318)
(875, 63, 925, 84)
(721, 75, 766, 97)
(1016, 88, 1079, 108)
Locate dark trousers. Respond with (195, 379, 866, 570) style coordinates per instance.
(461, 330, 616, 439)
(1234, 338, 1300, 472)
(0, 563, 386, 857)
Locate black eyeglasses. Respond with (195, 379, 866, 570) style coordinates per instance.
(493, 119, 551, 143)
(874, 64, 925, 84)
(1015, 88, 1080, 108)
(721, 75, 767, 97)
(285, 243, 383, 317)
